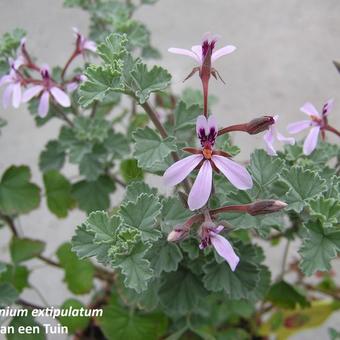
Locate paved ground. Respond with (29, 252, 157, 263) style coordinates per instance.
(0, 0, 339, 339)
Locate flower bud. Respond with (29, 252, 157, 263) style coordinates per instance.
(247, 200, 287, 216)
(246, 116, 275, 135)
(167, 226, 189, 242)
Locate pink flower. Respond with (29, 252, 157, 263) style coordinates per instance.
(199, 225, 239, 271)
(73, 28, 97, 54)
(163, 115, 253, 211)
(66, 74, 87, 92)
(287, 100, 334, 155)
(0, 58, 25, 109)
(169, 33, 235, 115)
(168, 32, 236, 66)
(263, 115, 295, 156)
(23, 66, 71, 118)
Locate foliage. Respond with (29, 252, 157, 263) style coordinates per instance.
(0, 0, 339, 339)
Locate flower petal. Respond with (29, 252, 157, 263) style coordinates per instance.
(38, 91, 50, 118)
(191, 45, 202, 63)
(2, 84, 13, 109)
(276, 132, 295, 145)
(22, 85, 44, 102)
(188, 160, 212, 210)
(196, 115, 209, 136)
(322, 98, 334, 116)
(50, 87, 71, 107)
(0, 75, 11, 87)
(163, 154, 203, 186)
(303, 126, 320, 155)
(208, 115, 218, 135)
(263, 127, 277, 156)
(211, 45, 236, 63)
(12, 83, 21, 108)
(210, 232, 240, 271)
(212, 155, 253, 190)
(168, 48, 201, 63)
(300, 102, 320, 118)
(66, 82, 78, 92)
(287, 120, 311, 134)
(84, 40, 97, 52)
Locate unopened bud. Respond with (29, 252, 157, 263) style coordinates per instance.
(246, 116, 275, 135)
(167, 226, 189, 242)
(247, 200, 287, 216)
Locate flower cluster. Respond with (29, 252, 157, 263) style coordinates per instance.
(0, 29, 96, 117)
(164, 34, 297, 271)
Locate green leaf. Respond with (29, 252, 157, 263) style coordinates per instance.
(0, 265, 29, 292)
(0, 29, 25, 64)
(308, 197, 340, 227)
(142, 46, 161, 59)
(119, 278, 161, 311)
(43, 170, 75, 218)
(124, 181, 157, 203)
(0, 166, 40, 215)
(214, 133, 241, 157)
(160, 196, 191, 233)
(299, 221, 340, 275)
(181, 88, 217, 108)
(99, 296, 167, 340)
(72, 224, 111, 264)
(279, 166, 327, 212)
(159, 269, 207, 316)
(104, 130, 130, 159)
(59, 299, 90, 334)
(72, 175, 116, 214)
(79, 64, 123, 107)
(249, 149, 285, 188)
(7, 314, 45, 340)
(180, 238, 200, 260)
(120, 193, 162, 241)
(121, 22, 149, 49)
(74, 116, 110, 143)
(83, 211, 120, 244)
(130, 63, 171, 104)
(0, 283, 18, 306)
(133, 127, 177, 172)
(79, 153, 103, 181)
(120, 159, 144, 183)
(39, 140, 65, 172)
(10, 237, 45, 263)
(56, 243, 94, 294)
(147, 240, 183, 276)
(97, 33, 128, 64)
(202, 243, 260, 300)
(267, 280, 310, 309)
(174, 101, 201, 132)
(202, 259, 259, 300)
(111, 242, 153, 293)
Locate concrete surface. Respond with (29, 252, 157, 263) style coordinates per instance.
(0, 0, 340, 339)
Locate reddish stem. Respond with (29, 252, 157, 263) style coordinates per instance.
(210, 204, 249, 215)
(218, 123, 248, 136)
(61, 49, 80, 81)
(325, 124, 340, 137)
(202, 78, 209, 117)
